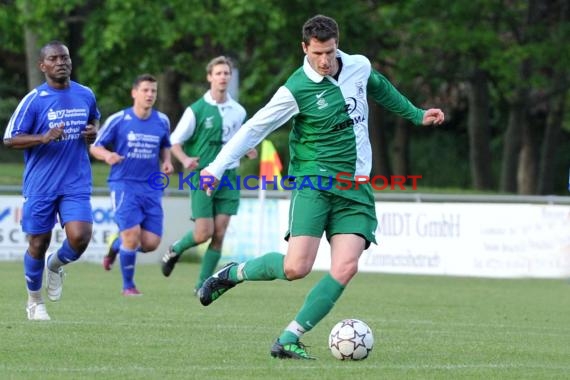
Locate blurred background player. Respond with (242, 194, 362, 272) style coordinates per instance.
(3, 40, 100, 320)
(197, 15, 445, 359)
(90, 74, 173, 296)
(161, 56, 256, 293)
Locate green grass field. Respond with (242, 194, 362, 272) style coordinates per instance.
(1, 261, 569, 380)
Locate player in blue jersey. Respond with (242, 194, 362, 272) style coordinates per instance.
(196, 15, 445, 359)
(3, 41, 100, 321)
(90, 74, 173, 296)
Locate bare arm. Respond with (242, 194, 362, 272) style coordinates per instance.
(160, 147, 174, 175)
(4, 124, 65, 149)
(89, 145, 124, 166)
(171, 143, 199, 171)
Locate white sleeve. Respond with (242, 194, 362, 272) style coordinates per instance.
(170, 107, 196, 145)
(205, 86, 299, 179)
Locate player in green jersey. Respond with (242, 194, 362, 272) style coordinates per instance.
(162, 56, 256, 293)
(198, 15, 445, 359)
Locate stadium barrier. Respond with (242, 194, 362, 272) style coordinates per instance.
(0, 189, 569, 278)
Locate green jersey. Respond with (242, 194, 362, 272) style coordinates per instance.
(207, 49, 425, 181)
(170, 91, 246, 170)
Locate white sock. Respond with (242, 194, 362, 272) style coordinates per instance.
(285, 320, 306, 339)
(27, 290, 43, 304)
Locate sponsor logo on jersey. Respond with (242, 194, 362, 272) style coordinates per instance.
(205, 116, 214, 129)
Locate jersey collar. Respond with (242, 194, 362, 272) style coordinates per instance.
(302, 49, 345, 83)
(204, 90, 234, 107)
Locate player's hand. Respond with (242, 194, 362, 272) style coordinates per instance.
(422, 108, 445, 126)
(199, 169, 219, 196)
(183, 156, 200, 171)
(162, 161, 174, 175)
(245, 148, 258, 159)
(43, 123, 65, 143)
(82, 124, 97, 144)
(105, 152, 125, 166)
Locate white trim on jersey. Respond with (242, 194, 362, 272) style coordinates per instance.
(93, 110, 125, 146)
(4, 89, 39, 139)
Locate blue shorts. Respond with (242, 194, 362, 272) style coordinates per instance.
(111, 187, 163, 236)
(22, 193, 93, 235)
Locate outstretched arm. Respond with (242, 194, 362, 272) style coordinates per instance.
(422, 108, 445, 126)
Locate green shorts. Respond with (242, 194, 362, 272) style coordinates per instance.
(190, 169, 240, 219)
(285, 186, 378, 248)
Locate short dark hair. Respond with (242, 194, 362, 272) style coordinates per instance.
(39, 40, 68, 61)
(133, 74, 157, 88)
(302, 15, 339, 45)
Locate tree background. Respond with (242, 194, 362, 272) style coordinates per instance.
(1, 0, 568, 194)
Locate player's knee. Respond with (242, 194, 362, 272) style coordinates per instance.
(284, 263, 311, 280)
(331, 262, 358, 285)
(28, 238, 50, 257)
(194, 230, 213, 244)
(140, 241, 159, 253)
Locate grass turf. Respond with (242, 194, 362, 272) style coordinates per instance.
(1, 261, 569, 379)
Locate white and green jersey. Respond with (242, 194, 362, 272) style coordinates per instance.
(170, 91, 246, 170)
(206, 49, 425, 179)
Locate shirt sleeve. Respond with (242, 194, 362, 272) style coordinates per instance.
(93, 111, 122, 147)
(4, 90, 38, 139)
(206, 86, 299, 179)
(367, 69, 425, 125)
(170, 107, 196, 145)
(159, 113, 172, 149)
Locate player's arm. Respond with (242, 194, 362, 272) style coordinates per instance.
(170, 107, 200, 170)
(204, 86, 298, 180)
(89, 145, 124, 166)
(160, 147, 174, 175)
(171, 144, 199, 171)
(367, 69, 427, 125)
(82, 118, 100, 145)
(89, 113, 123, 165)
(4, 124, 65, 149)
(367, 69, 445, 126)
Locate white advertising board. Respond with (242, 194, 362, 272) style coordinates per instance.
(1, 195, 569, 278)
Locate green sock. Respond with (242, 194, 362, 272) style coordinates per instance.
(172, 231, 197, 255)
(196, 248, 221, 289)
(288, 273, 345, 336)
(228, 252, 287, 282)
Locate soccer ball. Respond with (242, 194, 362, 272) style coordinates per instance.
(328, 318, 374, 360)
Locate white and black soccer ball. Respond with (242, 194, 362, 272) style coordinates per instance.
(328, 318, 374, 360)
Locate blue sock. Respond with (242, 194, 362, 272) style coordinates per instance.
(56, 240, 80, 264)
(111, 237, 121, 253)
(119, 246, 137, 290)
(24, 251, 44, 291)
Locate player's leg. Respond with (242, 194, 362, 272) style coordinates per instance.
(45, 193, 93, 302)
(162, 185, 214, 277)
(198, 188, 327, 306)
(21, 195, 58, 319)
(103, 190, 122, 270)
(103, 231, 121, 271)
(119, 225, 143, 296)
(279, 234, 364, 342)
(112, 189, 144, 295)
(194, 183, 239, 290)
(194, 214, 229, 291)
(139, 193, 164, 253)
(272, 194, 375, 359)
(25, 233, 52, 320)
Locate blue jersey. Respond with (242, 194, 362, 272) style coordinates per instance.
(4, 81, 100, 197)
(94, 107, 171, 192)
